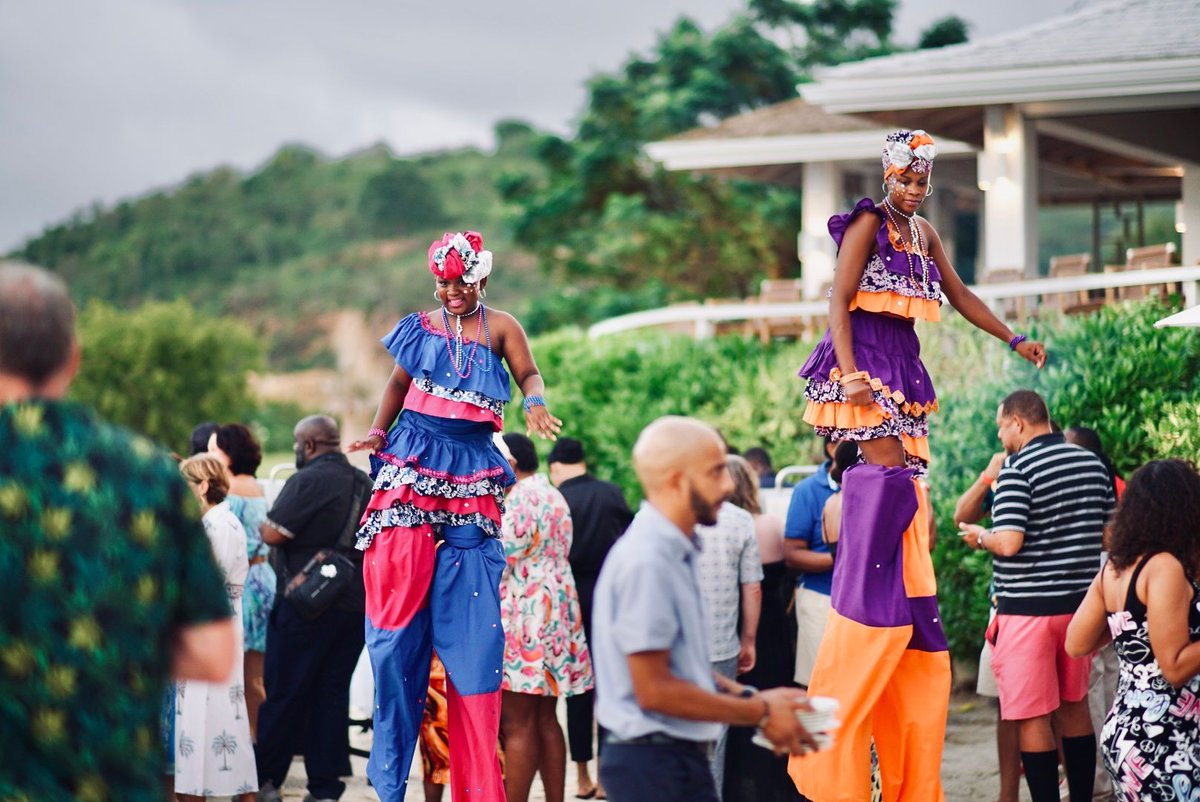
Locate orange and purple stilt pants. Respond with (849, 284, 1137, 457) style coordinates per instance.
(789, 464, 951, 802)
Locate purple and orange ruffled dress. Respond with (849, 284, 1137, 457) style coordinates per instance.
(357, 311, 516, 802)
(789, 199, 951, 801)
(799, 197, 943, 471)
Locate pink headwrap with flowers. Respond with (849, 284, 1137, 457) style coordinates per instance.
(882, 130, 938, 181)
(427, 231, 493, 284)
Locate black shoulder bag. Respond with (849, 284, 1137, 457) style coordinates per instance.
(283, 474, 369, 620)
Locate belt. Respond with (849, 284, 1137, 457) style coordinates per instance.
(249, 555, 269, 566)
(603, 733, 713, 755)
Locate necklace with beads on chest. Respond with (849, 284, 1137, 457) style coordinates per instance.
(440, 304, 493, 379)
(882, 199, 931, 292)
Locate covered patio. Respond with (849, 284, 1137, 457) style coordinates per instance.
(640, 0, 1200, 323)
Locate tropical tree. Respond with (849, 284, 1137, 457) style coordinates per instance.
(212, 731, 238, 771)
(70, 300, 262, 451)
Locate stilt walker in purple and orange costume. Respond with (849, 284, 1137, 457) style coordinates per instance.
(787, 131, 1047, 801)
(347, 232, 563, 802)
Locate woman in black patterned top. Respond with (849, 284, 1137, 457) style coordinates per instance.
(1067, 459, 1200, 801)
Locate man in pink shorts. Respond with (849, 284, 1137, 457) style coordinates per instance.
(959, 391, 1114, 802)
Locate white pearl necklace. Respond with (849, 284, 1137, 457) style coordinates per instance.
(883, 198, 930, 291)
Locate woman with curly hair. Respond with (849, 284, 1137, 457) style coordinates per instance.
(1067, 459, 1200, 800)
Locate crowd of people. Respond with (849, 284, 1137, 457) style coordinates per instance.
(4, 126, 1200, 802)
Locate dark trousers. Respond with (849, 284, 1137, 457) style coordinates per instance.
(256, 599, 365, 800)
(566, 576, 605, 763)
(566, 691, 607, 763)
(599, 742, 719, 802)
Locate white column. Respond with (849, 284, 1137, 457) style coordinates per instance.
(980, 106, 1039, 277)
(800, 161, 841, 299)
(1183, 162, 1200, 268)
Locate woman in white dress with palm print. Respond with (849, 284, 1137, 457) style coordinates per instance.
(176, 455, 258, 801)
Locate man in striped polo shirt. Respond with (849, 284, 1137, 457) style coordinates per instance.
(959, 390, 1114, 802)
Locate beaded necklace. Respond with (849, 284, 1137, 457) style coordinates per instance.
(882, 198, 930, 292)
(440, 303, 493, 379)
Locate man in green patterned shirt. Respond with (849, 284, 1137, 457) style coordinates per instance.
(0, 262, 236, 802)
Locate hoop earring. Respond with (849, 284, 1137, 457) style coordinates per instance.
(926, 184, 934, 196)
(480, 287, 487, 299)
(434, 291, 440, 301)
(882, 182, 888, 193)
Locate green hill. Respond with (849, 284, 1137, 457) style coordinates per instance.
(15, 121, 549, 370)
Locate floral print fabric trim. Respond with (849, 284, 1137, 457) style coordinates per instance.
(812, 368, 938, 417)
(356, 505, 501, 550)
(413, 377, 506, 419)
(858, 253, 942, 302)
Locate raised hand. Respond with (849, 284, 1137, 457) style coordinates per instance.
(1015, 339, 1047, 369)
(525, 405, 563, 441)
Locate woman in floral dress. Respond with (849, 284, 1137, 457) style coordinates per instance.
(175, 455, 257, 801)
(1067, 459, 1200, 801)
(499, 432, 593, 802)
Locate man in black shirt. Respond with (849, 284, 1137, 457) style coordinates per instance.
(547, 437, 634, 800)
(256, 415, 373, 802)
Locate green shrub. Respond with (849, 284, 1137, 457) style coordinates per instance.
(520, 300, 1200, 666)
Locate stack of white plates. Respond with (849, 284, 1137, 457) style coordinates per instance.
(751, 695, 840, 755)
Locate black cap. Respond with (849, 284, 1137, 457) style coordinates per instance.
(546, 437, 585, 465)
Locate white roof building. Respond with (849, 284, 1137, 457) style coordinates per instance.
(647, 0, 1200, 300)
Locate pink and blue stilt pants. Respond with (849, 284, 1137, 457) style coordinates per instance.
(364, 522, 507, 802)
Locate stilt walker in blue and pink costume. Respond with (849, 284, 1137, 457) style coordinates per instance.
(348, 231, 563, 802)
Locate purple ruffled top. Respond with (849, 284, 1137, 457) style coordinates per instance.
(828, 197, 943, 285)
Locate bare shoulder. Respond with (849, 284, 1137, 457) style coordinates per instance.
(1144, 551, 1188, 581)
(915, 216, 943, 243)
(483, 306, 523, 351)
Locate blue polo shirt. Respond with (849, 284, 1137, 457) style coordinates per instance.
(592, 502, 721, 743)
(784, 460, 837, 596)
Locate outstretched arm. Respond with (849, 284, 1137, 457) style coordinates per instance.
(497, 312, 563, 440)
(926, 224, 1045, 368)
(347, 364, 413, 452)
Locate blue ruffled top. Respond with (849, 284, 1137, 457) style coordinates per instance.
(381, 311, 510, 403)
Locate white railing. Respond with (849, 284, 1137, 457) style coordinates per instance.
(587, 266, 1200, 339)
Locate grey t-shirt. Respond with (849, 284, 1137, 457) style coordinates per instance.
(695, 503, 764, 661)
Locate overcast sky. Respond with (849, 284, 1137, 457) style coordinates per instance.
(0, 0, 1079, 250)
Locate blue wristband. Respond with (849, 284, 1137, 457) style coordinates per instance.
(523, 395, 546, 412)
(1008, 334, 1027, 351)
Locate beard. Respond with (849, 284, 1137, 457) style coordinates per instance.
(689, 484, 723, 527)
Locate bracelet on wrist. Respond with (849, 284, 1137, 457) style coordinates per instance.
(523, 395, 546, 412)
(1008, 334, 1027, 351)
(978, 529, 989, 551)
(755, 696, 771, 730)
(368, 427, 388, 443)
(837, 370, 869, 386)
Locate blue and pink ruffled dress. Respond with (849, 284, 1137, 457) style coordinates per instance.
(799, 197, 944, 470)
(357, 311, 516, 802)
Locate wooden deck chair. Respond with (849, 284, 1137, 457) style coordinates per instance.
(1047, 253, 1099, 315)
(755, 278, 806, 342)
(979, 267, 1028, 320)
(1106, 242, 1178, 302)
